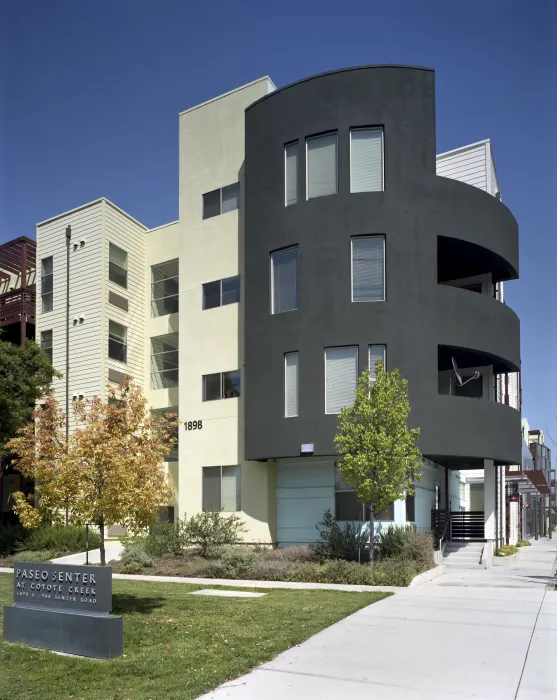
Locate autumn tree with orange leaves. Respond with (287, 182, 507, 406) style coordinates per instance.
(7, 379, 177, 565)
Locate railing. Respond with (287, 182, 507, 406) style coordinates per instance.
(451, 511, 485, 540)
(0, 288, 36, 326)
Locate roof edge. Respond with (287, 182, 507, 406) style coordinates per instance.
(179, 76, 276, 116)
(245, 64, 434, 112)
(37, 197, 147, 230)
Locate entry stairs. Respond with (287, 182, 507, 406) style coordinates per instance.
(442, 541, 485, 569)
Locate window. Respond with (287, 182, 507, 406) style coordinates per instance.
(202, 465, 241, 512)
(202, 276, 240, 310)
(41, 330, 53, 363)
(152, 407, 179, 462)
(368, 345, 386, 381)
(41, 256, 53, 312)
(285, 141, 298, 206)
(108, 290, 128, 311)
(271, 246, 298, 314)
(307, 132, 337, 199)
(350, 128, 383, 193)
(202, 370, 241, 401)
(335, 465, 394, 521)
(325, 346, 358, 414)
(406, 493, 415, 522)
(108, 321, 127, 363)
(284, 352, 299, 417)
(152, 259, 179, 317)
(109, 244, 128, 289)
(151, 333, 179, 389)
(202, 182, 240, 219)
(351, 235, 385, 302)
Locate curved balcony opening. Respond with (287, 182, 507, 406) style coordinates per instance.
(438, 345, 518, 406)
(438, 236, 517, 285)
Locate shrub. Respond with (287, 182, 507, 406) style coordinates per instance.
(23, 525, 100, 554)
(263, 545, 317, 563)
(370, 558, 418, 587)
(377, 525, 413, 559)
(319, 560, 375, 585)
(14, 549, 57, 563)
(248, 559, 292, 581)
(494, 545, 519, 557)
(314, 509, 369, 562)
(286, 558, 417, 586)
(377, 526, 434, 572)
(0, 524, 25, 555)
(142, 520, 189, 557)
(211, 546, 257, 578)
(404, 530, 435, 572)
(185, 512, 246, 558)
(120, 543, 153, 571)
(516, 540, 532, 547)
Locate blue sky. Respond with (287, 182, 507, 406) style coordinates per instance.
(1, 0, 556, 444)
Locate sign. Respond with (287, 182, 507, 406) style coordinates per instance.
(184, 420, 203, 431)
(13, 562, 112, 613)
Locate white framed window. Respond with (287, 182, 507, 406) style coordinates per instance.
(41, 256, 53, 312)
(325, 346, 358, 414)
(151, 333, 179, 389)
(306, 132, 337, 199)
(350, 128, 384, 192)
(41, 330, 53, 364)
(271, 246, 299, 314)
(151, 259, 179, 317)
(351, 235, 385, 302)
(285, 141, 299, 206)
(108, 320, 127, 364)
(368, 345, 386, 381)
(202, 466, 241, 512)
(109, 244, 128, 289)
(284, 352, 299, 417)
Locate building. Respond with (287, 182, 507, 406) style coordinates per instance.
(0, 236, 37, 525)
(35, 66, 522, 548)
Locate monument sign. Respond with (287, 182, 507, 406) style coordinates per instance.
(3, 562, 123, 658)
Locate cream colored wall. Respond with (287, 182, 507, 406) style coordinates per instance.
(176, 77, 276, 542)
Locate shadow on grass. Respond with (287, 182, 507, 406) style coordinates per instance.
(112, 593, 166, 615)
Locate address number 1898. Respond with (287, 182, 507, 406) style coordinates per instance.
(185, 420, 202, 431)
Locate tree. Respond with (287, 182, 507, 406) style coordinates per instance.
(334, 360, 422, 565)
(0, 337, 60, 456)
(7, 378, 177, 565)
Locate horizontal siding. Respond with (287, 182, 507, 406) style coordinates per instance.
(436, 143, 487, 192)
(103, 202, 147, 392)
(36, 202, 104, 428)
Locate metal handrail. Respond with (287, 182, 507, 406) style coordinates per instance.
(438, 512, 451, 553)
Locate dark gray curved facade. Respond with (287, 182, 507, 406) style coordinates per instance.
(244, 65, 520, 468)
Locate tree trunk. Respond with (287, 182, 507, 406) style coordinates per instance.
(369, 509, 375, 567)
(99, 517, 106, 566)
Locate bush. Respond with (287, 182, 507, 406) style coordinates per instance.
(142, 520, 189, 557)
(314, 509, 368, 562)
(210, 546, 257, 578)
(377, 526, 434, 572)
(370, 558, 418, 587)
(286, 558, 418, 586)
(185, 512, 246, 558)
(14, 549, 57, 563)
(120, 543, 153, 572)
(516, 540, 532, 547)
(23, 525, 100, 554)
(262, 545, 317, 563)
(0, 524, 25, 555)
(248, 559, 292, 581)
(495, 545, 519, 557)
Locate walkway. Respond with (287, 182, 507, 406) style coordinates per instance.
(50, 543, 124, 565)
(198, 538, 557, 700)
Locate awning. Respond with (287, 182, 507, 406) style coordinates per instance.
(505, 467, 550, 495)
(526, 470, 550, 495)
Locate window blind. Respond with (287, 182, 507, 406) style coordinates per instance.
(368, 345, 386, 381)
(202, 467, 221, 512)
(272, 247, 299, 313)
(352, 236, 385, 302)
(325, 346, 358, 414)
(307, 133, 337, 199)
(284, 352, 299, 417)
(350, 129, 383, 192)
(221, 465, 240, 512)
(285, 142, 298, 206)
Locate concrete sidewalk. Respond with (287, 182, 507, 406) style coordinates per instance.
(50, 544, 124, 565)
(199, 538, 557, 700)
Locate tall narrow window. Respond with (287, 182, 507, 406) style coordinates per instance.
(109, 244, 128, 289)
(41, 330, 53, 363)
(271, 246, 298, 314)
(307, 132, 337, 199)
(151, 333, 179, 389)
(350, 128, 383, 192)
(368, 345, 386, 381)
(151, 259, 179, 317)
(325, 346, 358, 414)
(284, 352, 299, 417)
(108, 320, 127, 363)
(351, 236, 385, 302)
(41, 256, 53, 312)
(285, 141, 298, 206)
(202, 466, 241, 512)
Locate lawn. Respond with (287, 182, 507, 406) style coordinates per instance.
(0, 572, 389, 700)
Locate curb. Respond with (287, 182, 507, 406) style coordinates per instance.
(409, 565, 446, 587)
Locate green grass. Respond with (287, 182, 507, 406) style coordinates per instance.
(0, 573, 389, 700)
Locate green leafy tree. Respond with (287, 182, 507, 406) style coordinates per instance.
(334, 360, 422, 565)
(0, 337, 60, 456)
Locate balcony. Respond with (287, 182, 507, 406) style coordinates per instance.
(0, 288, 36, 328)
